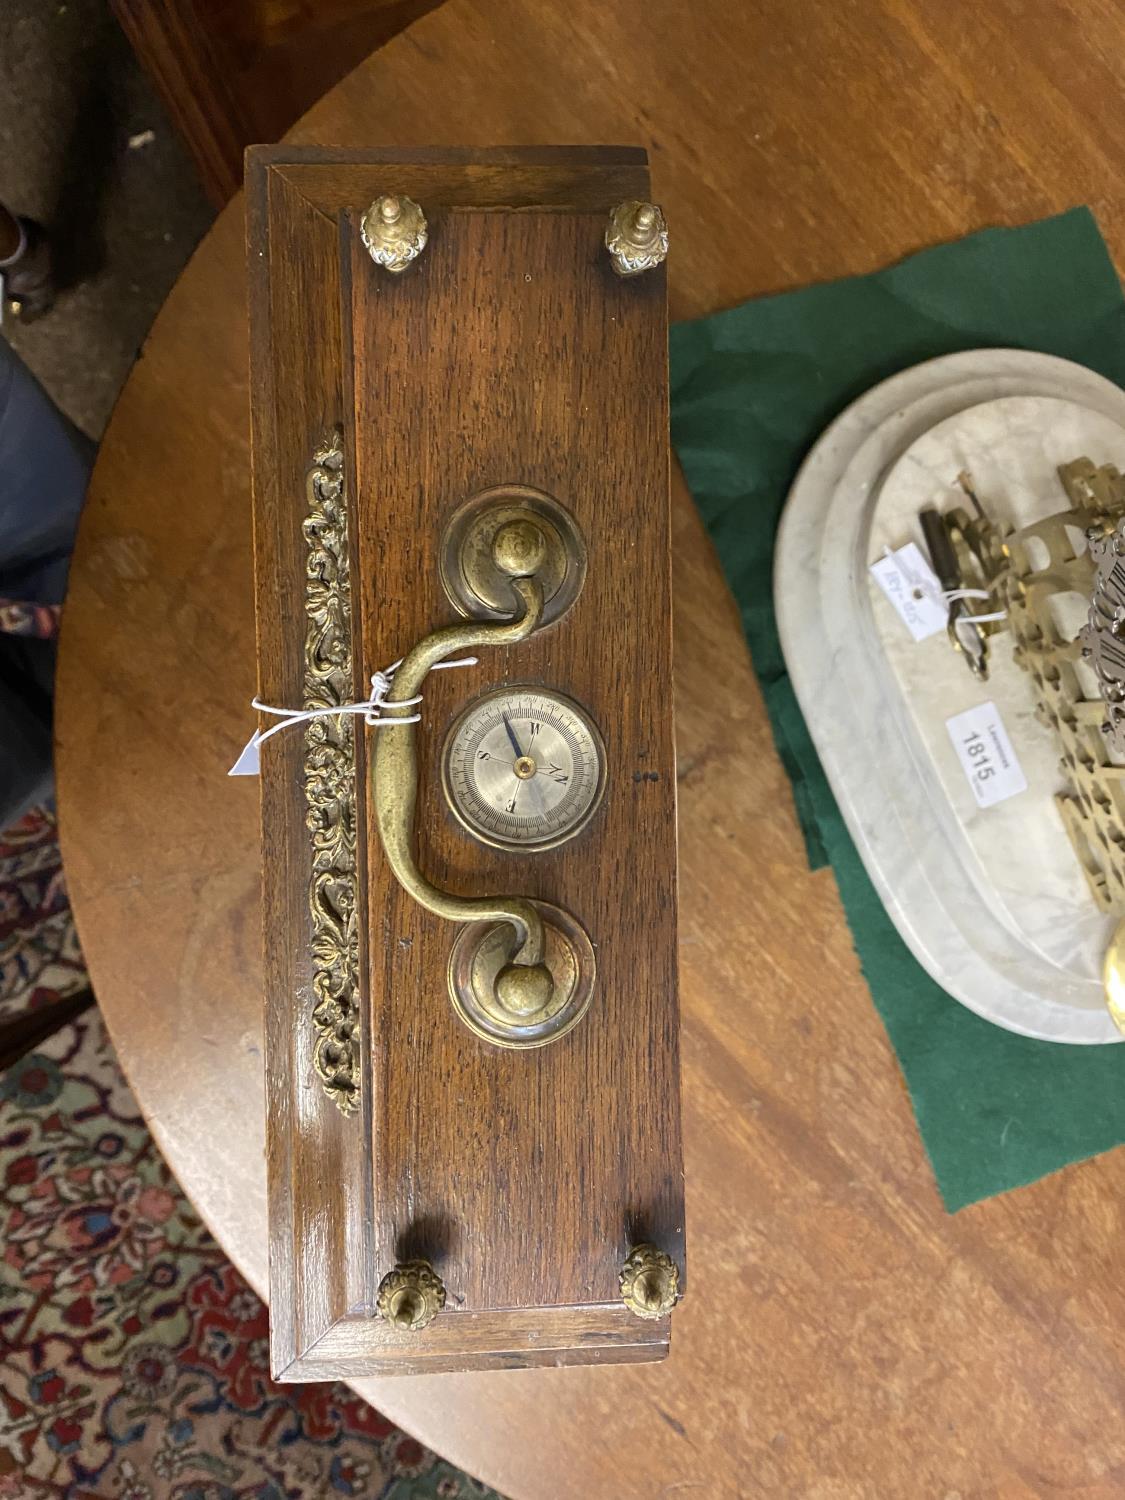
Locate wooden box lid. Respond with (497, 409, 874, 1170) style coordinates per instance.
(247, 146, 684, 1379)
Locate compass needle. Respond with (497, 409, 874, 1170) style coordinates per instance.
(501, 712, 525, 759)
(442, 688, 606, 851)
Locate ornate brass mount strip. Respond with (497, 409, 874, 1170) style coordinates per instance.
(302, 430, 361, 1115)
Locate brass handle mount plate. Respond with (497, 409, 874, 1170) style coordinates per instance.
(448, 898, 595, 1049)
(439, 483, 586, 627)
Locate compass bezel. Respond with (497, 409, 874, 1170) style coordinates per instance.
(440, 685, 607, 852)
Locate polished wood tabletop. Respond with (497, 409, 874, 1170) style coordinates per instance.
(57, 1, 1125, 1494)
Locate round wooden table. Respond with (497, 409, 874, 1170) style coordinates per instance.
(57, 1, 1125, 1493)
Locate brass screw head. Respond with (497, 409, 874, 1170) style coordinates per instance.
(361, 194, 428, 274)
(605, 200, 669, 278)
(620, 1243, 680, 1319)
(375, 1259, 446, 1331)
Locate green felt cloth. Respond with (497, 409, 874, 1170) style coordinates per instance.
(669, 207, 1125, 1211)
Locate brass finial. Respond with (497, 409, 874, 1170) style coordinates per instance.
(1103, 918, 1125, 1035)
(620, 1243, 680, 1319)
(494, 961, 554, 1019)
(360, 194, 428, 274)
(491, 518, 547, 579)
(375, 1259, 446, 1330)
(605, 200, 669, 278)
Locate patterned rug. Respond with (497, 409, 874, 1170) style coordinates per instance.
(0, 807, 86, 1027)
(1, 586, 83, 1030)
(0, 810, 503, 1500)
(0, 1014, 503, 1500)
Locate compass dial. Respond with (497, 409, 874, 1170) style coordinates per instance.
(442, 688, 606, 851)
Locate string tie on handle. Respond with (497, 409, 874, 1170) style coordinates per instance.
(228, 656, 478, 776)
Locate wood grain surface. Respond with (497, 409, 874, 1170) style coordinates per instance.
(56, 0, 1125, 1493)
(347, 191, 682, 1327)
(249, 148, 681, 1375)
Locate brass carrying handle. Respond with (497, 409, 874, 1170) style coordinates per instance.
(372, 520, 555, 1017)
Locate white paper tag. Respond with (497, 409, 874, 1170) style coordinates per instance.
(869, 543, 948, 642)
(228, 733, 261, 777)
(945, 701, 1027, 808)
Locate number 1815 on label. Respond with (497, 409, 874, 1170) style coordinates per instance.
(944, 701, 1028, 809)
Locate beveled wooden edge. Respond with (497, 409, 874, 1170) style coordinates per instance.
(274, 1304, 670, 1382)
(245, 143, 652, 217)
(249, 155, 377, 1378)
(246, 145, 294, 1373)
(245, 143, 650, 169)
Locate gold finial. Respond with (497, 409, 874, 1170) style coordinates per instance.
(1103, 918, 1125, 1035)
(620, 1243, 681, 1319)
(605, 200, 669, 278)
(361, 194, 428, 274)
(375, 1259, 446, 1331)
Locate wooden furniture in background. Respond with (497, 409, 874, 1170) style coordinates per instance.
(57, 0, 1125, 1492)
(110, 0, 443, 204)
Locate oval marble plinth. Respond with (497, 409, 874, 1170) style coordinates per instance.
(775, 350, 1125, 1043)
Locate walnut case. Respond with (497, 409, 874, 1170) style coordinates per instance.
(247, 146, 683, 1379)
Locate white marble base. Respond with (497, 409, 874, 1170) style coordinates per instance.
(775, 351, 1125, 1043)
